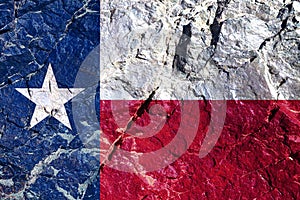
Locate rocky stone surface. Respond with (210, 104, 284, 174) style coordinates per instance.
(0, 0, 99, 199)
(100, 0, 300, 100)
(100, 0, 300, 199)
(100, 100, 300, 199)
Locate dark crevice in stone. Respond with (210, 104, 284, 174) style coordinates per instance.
(277, 77, 288, 89)
(141, 195, 149, 200)
(172, 23, 192, 73)
(281, 18, 289, 30)
(215, 63, 230, 79)
(282, 134, 292, 153)
(292, 16, 299, 24)
(258, 3, 293, 51)
(182, 23, 192, 37)
(134, 87, 158, 119)
(258, 38, 271, 50)
(110, 8, 116, 23)
(250, 55, 258, 63)
(100, 87, 159, 171)
(209, 0, 230, 47)
(135, 49, 147, 60)
(13, 0, 20, 18)
(264, 169, 274, 190)
(268, 106, 280, 122)
(0, 28, 12, 35)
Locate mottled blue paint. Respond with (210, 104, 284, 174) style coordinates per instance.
(0, 0, 100, 199)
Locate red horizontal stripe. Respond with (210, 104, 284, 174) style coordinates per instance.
(100, 100, 300, 199)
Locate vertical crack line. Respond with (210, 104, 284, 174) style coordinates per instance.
(100, 87, 159, 171)
(209, 0, 230, 47)
(172, 23, 192, 73)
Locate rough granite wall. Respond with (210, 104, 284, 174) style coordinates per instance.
(100, 0, 300, 100)
(100, 0, 300, 199)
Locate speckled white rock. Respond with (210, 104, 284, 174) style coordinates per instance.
(100, 0, 300, 100)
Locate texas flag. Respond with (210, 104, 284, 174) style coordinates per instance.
(0, 0, 299, 200)
(100, 1, 299, 199)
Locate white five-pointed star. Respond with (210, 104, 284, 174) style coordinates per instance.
(16, 64, 84, 129)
